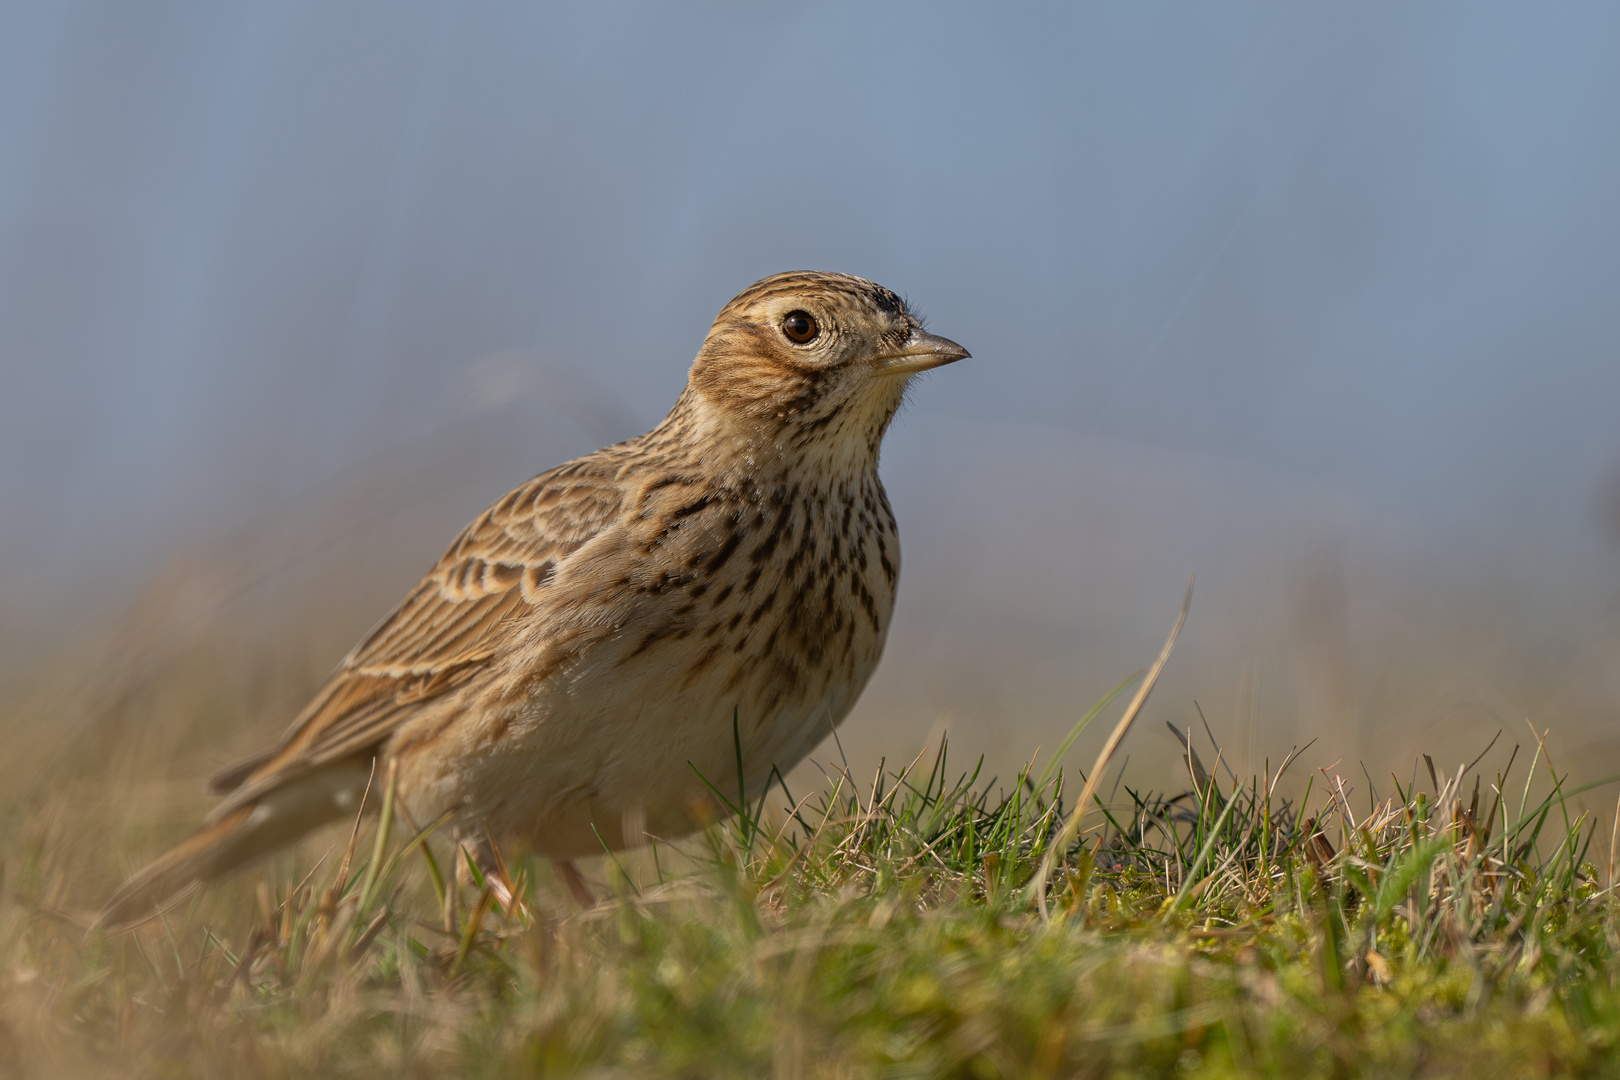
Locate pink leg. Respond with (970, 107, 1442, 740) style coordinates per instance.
(555, 859, 595, 908)
(461, 834, 531, 923)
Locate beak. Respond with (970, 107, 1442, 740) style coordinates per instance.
(872, 327, 971, 375)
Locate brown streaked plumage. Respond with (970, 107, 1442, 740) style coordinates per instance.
(100, 270, 967, 925)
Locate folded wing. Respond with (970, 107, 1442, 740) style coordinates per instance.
(208, 462, 627, 817)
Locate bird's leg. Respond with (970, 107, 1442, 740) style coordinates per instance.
(459, 832, 531, 924)
(554, 859, 595, 908)
(444, 827, 461, 934)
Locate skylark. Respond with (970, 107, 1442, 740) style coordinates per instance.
(102, 270, 968, 924)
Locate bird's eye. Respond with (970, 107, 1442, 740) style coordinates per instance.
(781, 310, 819, 345)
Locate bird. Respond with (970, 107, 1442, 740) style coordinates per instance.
(99, 270, 968, 926)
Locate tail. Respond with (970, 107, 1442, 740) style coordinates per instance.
(97, 806, 260, 928)
(97, 761, 374, 930)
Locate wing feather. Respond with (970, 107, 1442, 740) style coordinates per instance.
(208, 463, 626, 810)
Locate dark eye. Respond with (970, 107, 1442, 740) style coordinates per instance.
(781, 310, 819, 344)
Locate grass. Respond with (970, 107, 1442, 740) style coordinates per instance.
(5, 609, 1620, 1075)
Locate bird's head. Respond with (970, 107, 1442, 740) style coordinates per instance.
(683, 271, 968, 459)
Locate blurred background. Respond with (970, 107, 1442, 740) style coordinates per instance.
(4, 2, 1620, 835)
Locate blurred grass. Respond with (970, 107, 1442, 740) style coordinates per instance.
(5, 618, 1620, 1078)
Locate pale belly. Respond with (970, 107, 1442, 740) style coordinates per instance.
(393, 610, 889, 858)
